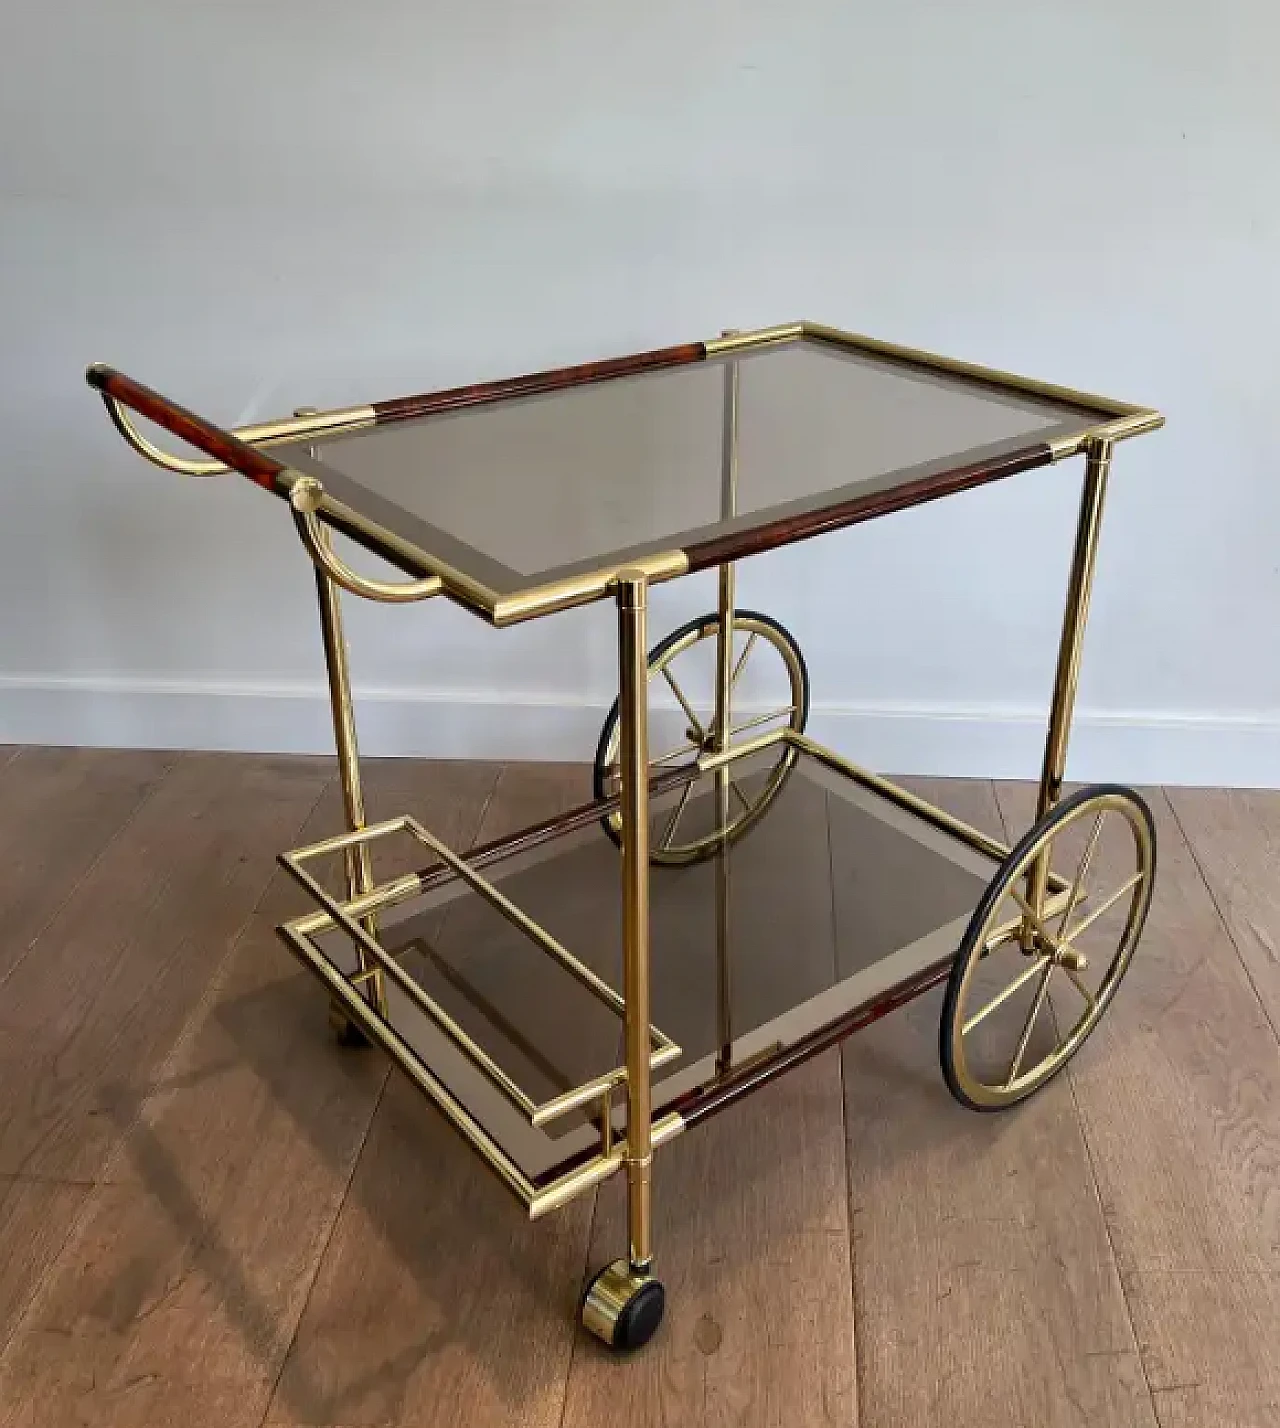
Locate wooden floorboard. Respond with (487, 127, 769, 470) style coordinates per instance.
(1124, 1270, 1280, 1428)
(0, 752, 1275, 1428)
(0, 752, 329, 1184)
(0, 1175, 93, 1356)
(1163, 786, 1280, 1041)
(0, 758, 501, 1428)
(843, 779, 1156, 1428)
(267, 763, 590, 1428)
(0, 747, 176, 985)
(995, 782, 1280, 1428)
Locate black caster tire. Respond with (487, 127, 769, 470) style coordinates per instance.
(581, 1259, 666, 1350)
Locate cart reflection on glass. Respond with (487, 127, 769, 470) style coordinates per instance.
(88, 320, 1162, 1351)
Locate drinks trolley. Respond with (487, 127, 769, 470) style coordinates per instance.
(88, 321, 1163, 1351)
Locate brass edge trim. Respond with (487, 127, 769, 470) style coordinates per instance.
(801, 320, 1154, 423)
(528, 1113, 684, 1221)
(238, 405, 377, 449)
(278, 922, 538, 1207)
(101, 394, 376, 477)
(1047, 432, 1090, 462)
(286, 872, 422, 938)
(786, 730, 1070, 892)
(703, 322, 805, 356)
(1047, 409, 1165, 463)
(530, 1042, 683, 1129)
(281, 814, 407, 859)
(1092, 410, 1166, 444)
(490, 549, 690, 626)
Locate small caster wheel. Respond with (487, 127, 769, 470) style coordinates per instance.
(328, 1002, 369, 1047)
(581, 1259, 666, 1351)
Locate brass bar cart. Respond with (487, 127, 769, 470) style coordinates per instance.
(88, 321, 1163, 1351)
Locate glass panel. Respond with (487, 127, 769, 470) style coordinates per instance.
(280, 338, 1097, 583)
(310, 747, 997, 1185)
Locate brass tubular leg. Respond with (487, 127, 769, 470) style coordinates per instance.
(712, 343, 741, 1071)
(314, 565, 386, 1016)
(714, 343, 741, 750)
(714, 804, 733, 1072)
(1027, 435, 1115, 918)
(617, 570, 654, 1272)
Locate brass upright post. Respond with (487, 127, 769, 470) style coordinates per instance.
(1028, 435, 1115, 918)
(616, 570, 654, 1272)
(714, 341, 741, 752)
(713, 344, 741, 1067)
(315, 564, 385, 1016)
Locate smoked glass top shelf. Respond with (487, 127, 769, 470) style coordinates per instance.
(89, 322, 1161, 624)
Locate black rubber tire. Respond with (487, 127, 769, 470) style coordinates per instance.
(939, 782, 1156, 1113)
(592, 608, 810, 849)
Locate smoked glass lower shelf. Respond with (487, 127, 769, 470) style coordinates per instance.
(285, 748, 1002, 1194)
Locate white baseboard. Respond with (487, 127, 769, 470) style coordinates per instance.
(2, 674, 1279, 788)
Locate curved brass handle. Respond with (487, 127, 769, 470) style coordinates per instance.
(289, 479, 442, 604)
(100, 389, 230, 476)
(89, 364, 377, 479)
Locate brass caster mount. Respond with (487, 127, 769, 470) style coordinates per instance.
(581, 1259, 666, 1351)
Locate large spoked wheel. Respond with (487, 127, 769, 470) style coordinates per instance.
(940, 783, 1156, 1111)
(593, 609, 810, 866)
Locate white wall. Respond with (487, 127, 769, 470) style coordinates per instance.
(2, 1, 1277, 784)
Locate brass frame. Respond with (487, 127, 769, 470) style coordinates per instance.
(91, 318, 1163, 1331)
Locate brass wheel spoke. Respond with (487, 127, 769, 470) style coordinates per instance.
(729, 779, 752, 814)
(659, 780, 695, 851)
(660, 665, 707, 743)
(1061, 965, 1098, 1014)
(1058, 812, 1105, 936)
(1003, 961, 1055, 1089)
(962, 956, 1050, 1036)
(729, 631, 759, 691)
(649, 739, 702, 771)
(725, 704, 797, 740)
(1061, 870, 1144, 947)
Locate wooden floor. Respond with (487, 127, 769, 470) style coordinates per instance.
(1, 747, 1278, 1428)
